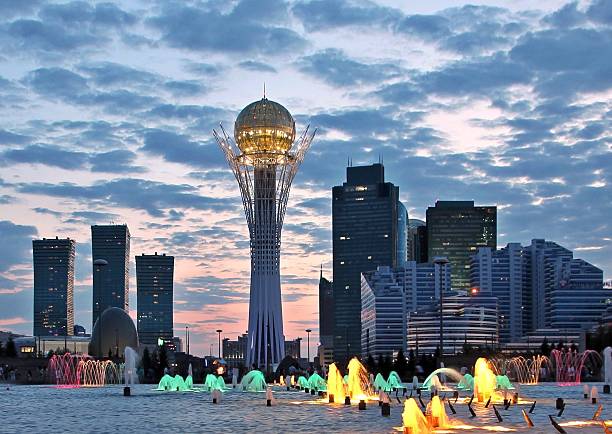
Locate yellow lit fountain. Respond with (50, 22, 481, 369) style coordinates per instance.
(402, 398, 431, 434)
(326, 363, 346, 403)
(346, 357, 370, 402)
(426, 395, 448, 429)
(474, 357, 498, 403)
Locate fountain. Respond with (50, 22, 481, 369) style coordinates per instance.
(504, 355, 551, 384)
(185, 363, 193, 389)
(156, 374, 174, 391)
(326, 363, 345, 403)
(204, 373, 224, 391)
(496, 375, 514, 390)
(550, 349, 601, 385)
(48, 353, 120, 387)
(474, 358, 497, 402)
(297, 375, 309, 389)
(374, 373, 390, 392)
(346, 357, 370, 401)
(387, 371, 403, 390)
(307, 372, 326, 392)
(422, 367, 465, 391)
(411, 376, 419, 390)
(426, 395, 448, 428)
(123, 347, 139, 386)
(603, 347, 611, 389)
(240, 370, 266, 392)
(458, 374, 474, 391)
(216, 375, 226, 390)
(402, 397, 430, 434)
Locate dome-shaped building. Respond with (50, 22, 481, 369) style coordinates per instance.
(88, 307, 138, 359)
(234, 97, 296, 156)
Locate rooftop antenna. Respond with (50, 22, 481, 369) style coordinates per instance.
(263, 82, 266, 99)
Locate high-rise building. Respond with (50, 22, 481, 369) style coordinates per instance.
(318, 267, 334, 367)
(397, 202, 408, 267)
(136, 253, 174, 346)
(91, 224, 130, 327)
(407, 294, 498, 355)
(332, 163, 402, 361)
(33, 237, 75, 337)
(360, 262, 451, 357)
(408, 219, 427, 263)
(470, 243, 524, 343)
(215, 97, 314, 369)
(426, 201, 496, 290)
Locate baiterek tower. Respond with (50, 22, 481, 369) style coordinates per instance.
(215, 97, 315, 370)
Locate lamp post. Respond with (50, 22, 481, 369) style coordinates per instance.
(216, 329, 223, 358)
(305, 329, 312, 366)
(433, 257, 449, 367)
(185, 325, 189, 355)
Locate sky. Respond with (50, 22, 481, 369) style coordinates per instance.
(0, 0, 610, 358)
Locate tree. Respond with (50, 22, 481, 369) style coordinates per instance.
(394, 349, 408, 379)
(158, 345, 168, 377)
(377, 354, 384, 374)
(6, 337, 17, 357)
(142, 347, 151, 381)
(407, 349, 416, 375)
(0, 340, 4, 357)
(366, 354, 376, 373)
(540, 337, 551, 356)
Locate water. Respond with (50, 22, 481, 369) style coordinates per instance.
(1, 383, 610, 433)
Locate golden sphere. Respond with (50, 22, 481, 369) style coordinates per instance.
(234, 98, 295, 156)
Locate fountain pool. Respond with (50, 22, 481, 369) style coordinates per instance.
(1, 383, 610, 433)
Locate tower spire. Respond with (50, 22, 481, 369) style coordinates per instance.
(263, 82, 266, 99)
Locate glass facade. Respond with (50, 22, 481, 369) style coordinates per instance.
(332, 163, 400, 361)
(136, 253, 174, 345)
(426, 201, 496, 290)
(91, 224, 130, 327)
(33, 238, 75, 337)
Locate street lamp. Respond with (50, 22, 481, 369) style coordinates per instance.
(216, 329, 223, 358)
(185, 325, 189, 355)
(433, 256, 449, 367)
(305, 329, 312, 366)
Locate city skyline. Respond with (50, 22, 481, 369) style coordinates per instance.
(1, 0, 611, 358)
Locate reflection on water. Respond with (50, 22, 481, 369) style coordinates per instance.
(0, 383, 610, 433)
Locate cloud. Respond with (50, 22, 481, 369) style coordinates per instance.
(141, 129, 226, 169)
(0, 129, 32, 145)
(89, 149, 145, 174)
(148, 0, 305, 55)
(17, 178, 236, 217)
(0, 220, 37, 272)
(297, 48, 402, 86)
(1, 144, 89, 169)
(292, 0, 397, 31)
(238, 60, 277, 73)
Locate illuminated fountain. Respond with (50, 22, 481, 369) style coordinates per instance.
(297, 376, 309, 389)
(422, 367, 465, 391)
(156, 374, 191, 391)
(326, 363, 346, 403)
(346, 357, 370, 401)
(474, 358, 497, 403)
(240, 370, 267, 392)
(551, 349, 602, 385)
(493, 355, 551, 384)
(387, 371, 403, 390)
(374, 373, 390, 392)
(458, 374, 474, 391)
(426, 395, 448, 429)
(185, 363, 193, 389)
(402, 397, 430, 434)
(307, 372, 326, 392)
(48, 353, 120, 387)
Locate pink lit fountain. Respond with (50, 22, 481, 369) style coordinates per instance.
(48, 353, 120, 387)
(550, 349, 601, 385)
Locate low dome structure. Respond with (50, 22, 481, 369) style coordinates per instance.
(88, 307, 138, 359)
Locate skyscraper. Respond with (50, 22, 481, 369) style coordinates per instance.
(471, 243, 524, 342)
(91, 224, 130, 327)
(408, 219, 427, 263)
(136, 253, 174, 346)
(426, 201, 496, 290)
(332, 163, 402, 361)
(215, 97, 314, 369)
(33, 237, 75, 337)
(318, 268, 334, 367)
